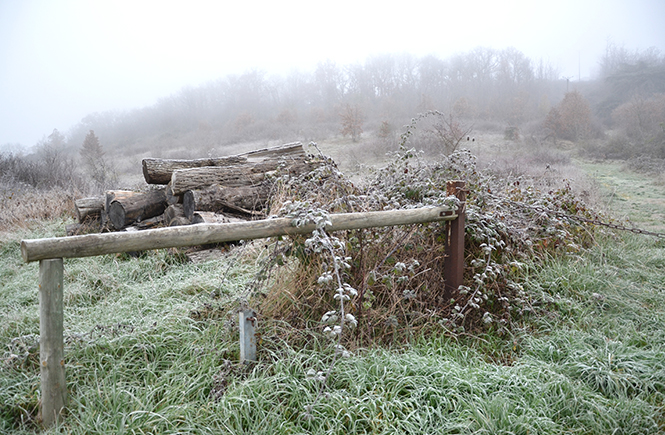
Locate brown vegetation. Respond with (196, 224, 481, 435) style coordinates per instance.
(339, 104, 364, 142)
(543, 91, 598, 142)
(612, 93, 665, 143)
(255, 140, 600, 345)
(0, 184, 75, 232)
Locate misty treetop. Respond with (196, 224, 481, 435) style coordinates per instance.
(80, 130, 116, 192)
(7, 45, 661, 168)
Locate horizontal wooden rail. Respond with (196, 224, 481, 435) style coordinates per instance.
(21, 206, 456, 263)
(26, 198, 465, 428)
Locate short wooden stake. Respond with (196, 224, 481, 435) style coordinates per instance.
(39, 258, 66, 427)
(444, 181, 466, 299)
(239, 308, 257, 364)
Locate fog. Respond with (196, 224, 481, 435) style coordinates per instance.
(1, 0, 664, 148)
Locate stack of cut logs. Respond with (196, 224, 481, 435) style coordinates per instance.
(68, 142, 323, 236)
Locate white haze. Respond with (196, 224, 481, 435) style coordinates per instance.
(1, 0, 664, 148)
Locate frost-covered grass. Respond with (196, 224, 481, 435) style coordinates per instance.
(2, 158, 665, 433)
(2, 219, 665, 434)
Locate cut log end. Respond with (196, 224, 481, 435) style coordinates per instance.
(164, 204, 192, 227)
(108, 201, 127, 231)
(107, 189, 168, 230)
(141, 160, 155, 184)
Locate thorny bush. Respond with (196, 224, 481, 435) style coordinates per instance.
(251, 118, 602, 348)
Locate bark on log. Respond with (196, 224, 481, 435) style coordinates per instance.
(192, 211, 247, 224)
(105, 190, 135, 213)
(170, 157, 320, 195)
(171, 166, 266, 194)
(107, 189, 168, 230)
(180, 192, 196, 220)
(182, 184, 270, 217)
(165, 183, 179, 205)
(102, 191, 135, 230)
(142, 142, 304, 184)
(75, 197, 104, 223)
(22, 206, 457, 262)
(134, 215, 164, 230)
(164, 204, 191, 227)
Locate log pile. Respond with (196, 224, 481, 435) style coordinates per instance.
(68, 142, 323, 236)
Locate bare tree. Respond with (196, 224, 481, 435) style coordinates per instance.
(340, 104, 364, 142)
(427, 112, 474, 155)
(37, 129, 77, 189)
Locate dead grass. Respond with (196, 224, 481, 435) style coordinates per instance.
(0, 182, 76, 232)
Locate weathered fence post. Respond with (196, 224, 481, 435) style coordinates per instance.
(444, 181, 466, 299)
(239, 308, 257, 364)
(39, 258, 66, 427)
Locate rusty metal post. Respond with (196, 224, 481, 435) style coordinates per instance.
(239, 308, 257, 364)
(39, 258, 66, 427)
(444, 181, 466, 299)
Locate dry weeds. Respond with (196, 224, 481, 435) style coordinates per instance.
(0, 182, 76, 232)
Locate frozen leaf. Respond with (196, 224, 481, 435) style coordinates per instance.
(321, 310, 337, 323)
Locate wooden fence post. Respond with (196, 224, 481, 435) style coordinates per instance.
(444, 181, 466, 299)
(239, 308, 257, 364)
(39, 258, 66, 427)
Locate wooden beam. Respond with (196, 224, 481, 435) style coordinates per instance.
(21, 206, 456, 263)
(39, 258, 66, 427)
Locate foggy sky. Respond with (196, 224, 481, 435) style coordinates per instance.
(1, 0, 664, 149)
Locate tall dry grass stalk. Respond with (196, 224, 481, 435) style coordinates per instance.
(0, 183, 76, 232)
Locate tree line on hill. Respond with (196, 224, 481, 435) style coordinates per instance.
(1, 44, 664, 195)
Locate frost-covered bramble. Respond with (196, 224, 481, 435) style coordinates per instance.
(257, 120, 600, 343)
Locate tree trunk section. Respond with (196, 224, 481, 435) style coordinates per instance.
(164, 204, 191, 227)
(142, 142, 304, 184)
(182, 184, 270, 217)
(107, 189, 168, 230)
(75, 197, 104, 223)
(171, 166, 265, 194)
(105, 190, 135, 212)
(165, 183, 179, 205)
(192, 211, 247, 224)
(133, 215, 165, 230)
(170, 157, 320, 195)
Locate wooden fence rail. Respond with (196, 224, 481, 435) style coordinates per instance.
(21, 182, 466, 427)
